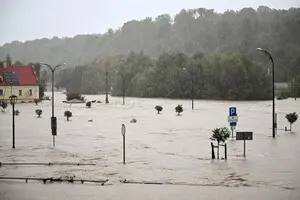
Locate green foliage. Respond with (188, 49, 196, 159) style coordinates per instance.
(175, 105, 183, 115)
(55, 51, 272, 100)
(289, 75, 300, 98)
(155, 105, 163, 114)
(285, 112, 298, 131)
(1, 7, 300, 83)
(35, 109, 42, 117)
(86, 101, 92, 108)
(14, 110, 20, 116)
(210, 127, 231, 144)
(64, 110, 72, 121)
(66, 93, 84, 101)
(0, 101, 8, 111)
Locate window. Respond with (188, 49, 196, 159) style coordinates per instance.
(19, 89, 22, 96)
(29, 89, 32, 96)
(0, 89, 3, 96)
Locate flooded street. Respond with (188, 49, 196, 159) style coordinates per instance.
(1, 92, 300, 199)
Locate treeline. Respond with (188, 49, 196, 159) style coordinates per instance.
(1, 7, 300, 82)
(56, 51, 274, 100)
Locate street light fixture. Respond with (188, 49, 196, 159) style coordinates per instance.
(256, 48, 276, 138)
(39, 62, 65, 146)
(9, 95, 18, 148)
(116, 70, 125, 105)
(183, 68, 194, 110)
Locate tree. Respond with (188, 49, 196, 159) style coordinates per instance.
(285, 112, 298, 131)
(0, 101, 8, 112)
(175, 105, 183, 115)
(86, 101, 91, 108)
(210, 127, 230, 159)
(35, 109, 42, 117)
(64, 110, 72, 121)
(155, 105, 163, 114)
(6, 54, 12, 67)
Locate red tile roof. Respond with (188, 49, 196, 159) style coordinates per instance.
(0, 66, 38, 86)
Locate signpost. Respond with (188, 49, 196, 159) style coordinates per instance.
(236, 132, 253, 157)
(121, 124, 126, 164)
(228, 107, 238, 138)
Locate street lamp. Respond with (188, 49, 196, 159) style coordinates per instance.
(116, 70, 125, 105)
(39, 62, 65, 146)
(183, 68, 194, 110)
(9, 95, 18, 148)
(256, 48, 276, 138)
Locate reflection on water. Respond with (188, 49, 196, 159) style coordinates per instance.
(0, 92, 300, 190)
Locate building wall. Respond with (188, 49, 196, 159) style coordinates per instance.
(0, 85, 39, 102)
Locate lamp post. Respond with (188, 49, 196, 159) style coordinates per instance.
(183, 68, 194, 110)
(257, 48, 276, 138)
(105, 69, 109, 104)
(39, 62, 65, 146)
(116, 71, 125, 105)
(9, 95, 18, 148)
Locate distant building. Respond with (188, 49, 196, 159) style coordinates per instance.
(0, 65, 39, 102)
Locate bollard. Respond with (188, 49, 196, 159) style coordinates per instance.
(121, 124, 126, 164)
(211, 142, 215, 159)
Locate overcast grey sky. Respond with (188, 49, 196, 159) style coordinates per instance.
(0, 0, 299, 45)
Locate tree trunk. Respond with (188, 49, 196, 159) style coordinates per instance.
(67, 117, 69, 121)
(290, 123, 292, 131)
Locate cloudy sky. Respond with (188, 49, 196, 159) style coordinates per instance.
(0, 0, 299, 45)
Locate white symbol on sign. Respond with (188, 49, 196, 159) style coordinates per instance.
(228, 116, 238, 123)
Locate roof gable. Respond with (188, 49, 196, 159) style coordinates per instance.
(0, 65, 38, 86)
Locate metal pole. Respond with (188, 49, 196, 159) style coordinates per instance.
(243, 140, 246, 157)
(122, 75, 125, 105)
(51, 70, 55, 147)
(12, 103, 15, 148)
(105, 70, 109, 104)
(123, 135, 125, 164)
(191, 75, 194, 110)
(270, 55, 276, 138)
(224, 143, 227, 160)
(257, 49, 276, 138)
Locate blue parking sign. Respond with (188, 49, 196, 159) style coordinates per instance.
(229, 107, 237, 116)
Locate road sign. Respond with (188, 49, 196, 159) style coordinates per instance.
(229, 107, 237, 116)
(236, 132, 253, 157)
(230, 122, 237, 127)
(121, 124, 126, 136)
(228, 115, 238, 123)
(236, 132, 253, 140)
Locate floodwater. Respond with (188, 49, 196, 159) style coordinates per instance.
(0, 92, 300, 199)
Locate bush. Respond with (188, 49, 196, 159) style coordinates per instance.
(155, 105, 163, 114)
(64, 110, 72, 121)
(14, 110, 20, 116)
(175, 105, 183, 115)
(0, 101, 8, 112)
(285, 112, 298, 131)
(35, 109, 42, 117)
(86, 101, 92, 108)
(66, 93, 84, 101)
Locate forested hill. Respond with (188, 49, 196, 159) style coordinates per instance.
(1, 6, 300, 81)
